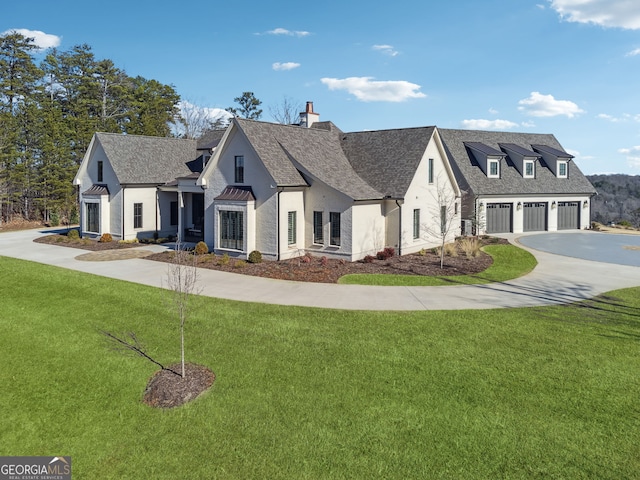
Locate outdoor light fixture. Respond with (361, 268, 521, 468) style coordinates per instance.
(551, 201, 556, 209)
(583, 200, 589, 208)
(517, 201, 522, 210)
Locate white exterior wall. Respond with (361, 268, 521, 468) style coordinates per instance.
(401, 137, 461, 254)
(303, 179, 354, 260)
(278, 190, 305, 260)
(202, 127, 279, 257)
(157, 191, 179, 237)
(121, 187, 158, 240)
(475, 194, 592, 234)
(351, 202, 385, 260)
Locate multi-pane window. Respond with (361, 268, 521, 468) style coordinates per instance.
(558, 161, 567, 178)
(428, 158, 434, 184)
(330, 212, 341, 246)
(97, 161, 103, 182)
(288, 211, 297, 245)
(313, 211, 323, 244)
(488, 160, 499, 177)
(413, 209, 420, 239)
(220, 210, 244, 250)
(170, 201, 178, 226)
(524, 160, 534, 178)
(133, 203, 143, 229)
(86, 203, 99, 233)
(234, 155, 244, 183)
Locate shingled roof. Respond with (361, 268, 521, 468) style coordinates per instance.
(438, 129, 596, 196)
(341, 126, 437, 198)
(234, 119, 383, 200)
(94, 132, 196, 185)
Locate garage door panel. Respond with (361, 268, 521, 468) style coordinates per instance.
(486, 203, 512, 233)
(558, 201, 580, 230)
(524, 202, 547, 232)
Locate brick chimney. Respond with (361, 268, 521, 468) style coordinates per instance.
(299, 101, 320, 128)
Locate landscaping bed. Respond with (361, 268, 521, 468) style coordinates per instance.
(34, 232, 159, 251)
(146, 237, 507, 283)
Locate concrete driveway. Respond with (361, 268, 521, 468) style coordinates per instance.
(0, 228, 638, 311)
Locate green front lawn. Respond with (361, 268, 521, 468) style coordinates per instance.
(339, 244, 537, 285)
(1, 256, 638, 479)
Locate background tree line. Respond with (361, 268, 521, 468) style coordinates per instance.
(588, 174, 640, 227)
(0, 32, 182, 225)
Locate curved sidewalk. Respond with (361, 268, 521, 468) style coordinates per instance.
(1, 228, 638, 311)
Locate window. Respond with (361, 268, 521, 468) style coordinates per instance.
(330, 212, 341, 246)
(97, 161, 103, 182)
(86, 203, 99, 233)
(287, 211, 297, 245)
(313, 211, 323, 244)
(488, 160, 499, 178)
(170, 201, 178, 226)
(133, 203, 143, 229)
(413, 209, 420, 239)
(234, 155, 244, 183)
(220, 210, 243, 250)
(428, 158, 434, 184)
(524, 160, 535, 178)
(558, 161, 567, 178)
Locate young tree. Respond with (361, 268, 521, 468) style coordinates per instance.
(227, 91, 262, 120)
(268, 96, 303, 124)
(424, 177, 460, 268)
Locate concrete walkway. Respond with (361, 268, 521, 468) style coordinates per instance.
(1, 228, 638, 311)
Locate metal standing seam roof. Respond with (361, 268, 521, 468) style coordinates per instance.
(464, 141, 506, 157)
(214, 186, 256, 201)
(82, 184, 110, 195)
(94, 132, 196, 185)
(234, 118, 384, 200)
(498, 143, 541, 157)
(439, 129, 596, 196)
(532, 144, 574, 158)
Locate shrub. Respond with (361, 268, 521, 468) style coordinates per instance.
(234, 260, 247, 269)
(67, 229, 80, 240)
(444, 242, 458, 257)
(363, 255, 375, 263)
(194, 241, 209, 255)
(417, 248, 427, 256)
(99, 233, 113, 243)
(49, 212, 60, 227)
(320, 256, 328, 267)
(118, 239, 139, 244)
(376, 247, 396, 260)
(618, 220, 632, 228)
(301, 255, 311, 264)
(459, 237, 480, 258)
(247, 250, 263, 264)
(219, 253, 230, 266)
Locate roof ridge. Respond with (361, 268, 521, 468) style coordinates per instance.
(96, 132, 195, 143)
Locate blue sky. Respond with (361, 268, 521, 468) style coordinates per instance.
(4, 0, 640, 175)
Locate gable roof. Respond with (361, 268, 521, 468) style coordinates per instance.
(439, 129, 596, 196)
(94, 132, 196, 185)
(197, 129, 226, 150)
(341, 126, 437, 198)
(233, 118, 383, 200)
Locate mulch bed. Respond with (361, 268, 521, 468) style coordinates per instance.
(143, 363, 215, 409)
(146, 237, 508, 284)
(34, 233, 153, 251)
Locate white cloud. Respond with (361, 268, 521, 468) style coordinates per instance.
(597, 113, 640, 122)
(372, 44, 399, 57)
(461, 119, 519, 130)
(320, 77, 426, 102)
(626, 48, 640, 56)
(549, 0, 640, 29)
(2, 28, 61, 50)
(262, 28, 310, 37)
(518, 91, 584, 118)
(272, 62, 301, 71)
(488, 107, 499, 115)
(597, 113, 620, 122)
(618, 145, 640, 169)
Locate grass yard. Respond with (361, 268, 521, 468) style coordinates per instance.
(1, 256, 639, 479)
(339, 244, 537, 286)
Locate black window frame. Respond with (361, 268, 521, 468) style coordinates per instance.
(234, 155, 244, 183)
(330, 211, 341, 246)
(287, 211, 297, 245)
(133, 203, 143, 229)
(313, 211, 323, 244)
(219, 210, 244, 251)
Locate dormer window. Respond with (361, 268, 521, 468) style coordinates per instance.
(488, 159, 499, 178)
(524, 160, 535, 178)
(558, 160, 567, 178)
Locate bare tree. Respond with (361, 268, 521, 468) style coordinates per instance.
(164, 244, 201, 378)
(100, 330, 180, 376)
(424, 177, 460, 268)
(175, 100, 229, 139)
(269, 96, 303, 124)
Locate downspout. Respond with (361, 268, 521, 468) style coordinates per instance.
(121, 187, 125, 239)
(395, 199, 402, 256)
(276, 188, 283, 260)
(155, 188, 159, 236)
